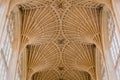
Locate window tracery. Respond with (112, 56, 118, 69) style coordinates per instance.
(0, 14, 14, 80)
(108, 13, 120, 80)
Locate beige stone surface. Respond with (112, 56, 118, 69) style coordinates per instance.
(0, 0, 120, 80)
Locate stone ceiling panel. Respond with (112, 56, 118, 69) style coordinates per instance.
(10, 0, 105, 80)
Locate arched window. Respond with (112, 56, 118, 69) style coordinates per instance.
(0, 15, 14, 80)
(102, 6, 120, 80)
(108, 16, 120, 64)
(108, 13, 120, 80)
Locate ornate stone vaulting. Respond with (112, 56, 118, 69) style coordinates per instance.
(1, 0, 120, 80)
(15, 0, 103, 80)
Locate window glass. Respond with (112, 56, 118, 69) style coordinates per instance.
(108, 13, 120, 80)
(0, 51, 7, 80)
(0, 15, 14, 80)
(116, 64, 120, 80)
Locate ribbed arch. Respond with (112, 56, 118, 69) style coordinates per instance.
(20, 5, 59, 49)
(32, 70, 59, 80)
(63, 42, 96, 69)
(27, 43, 59, 72)
(62, 5, 101, 43)
(32, 70, 92, 80)
(8, 0, 106, 80)
(63, 70, 91, 80)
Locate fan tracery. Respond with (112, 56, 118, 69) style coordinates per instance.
(12, 0, 104, 80)
(32, 70, 91, 80)
(52, 0, 70, 18)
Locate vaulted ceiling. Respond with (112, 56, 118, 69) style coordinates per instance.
(14, 0, 104, 80)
